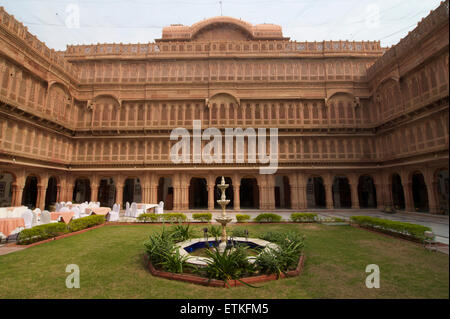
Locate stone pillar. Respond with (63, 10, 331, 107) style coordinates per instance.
(56, 184, 62, 203)
(424, 170, 439, 214)
(37, 184, 46, 210)
(265, 175, 275, 210)
(297, 173, 307, 210)
(91, 183, 99, 203)
(403, 182, 415, 212)
(233, 182, 240, 210)
(116, 183, 124, 208)
(349, 180, 360, 209)
(324, 175, 334, 209)
(290, 174, 300, 210)
(207, 184, 215, 211)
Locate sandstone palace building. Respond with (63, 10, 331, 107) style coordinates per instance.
(0, 2, 448, 214)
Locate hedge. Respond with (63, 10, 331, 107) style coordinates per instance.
(192, 213, 212, 222)
(137, 214, 160, 223)
(160, 213, 187, 223)
(254, 213, 282, 223)
(350, 216, 432, 242)
(17, 215, 105, 245)
(68, 215, 105, 232)
(136, 213, 188, 223)
(18, 223, 69, 245)
(291, 213, 317, 222)
(236, 214, 251, 223)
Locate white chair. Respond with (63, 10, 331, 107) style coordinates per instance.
(60, 206, 70, 212)
(32, 208, 41, 226)
(54, 203, 61, 212)
(108, 203, 120, 222)
(40, 210, 54, 224)
(124, 202, 131, 217)
(155, 201, 164, 214)
(66, 201, 72, 206)
(130, 202, 138, 218)
(21, 209, 33, 229)
(72, 207, 81, 219)
(96, 202, 100, 207)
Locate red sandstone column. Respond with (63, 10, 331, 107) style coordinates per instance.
(324, 175, 334, 209)
(424, 173, 439, 214)
(37, 184, 46, 210)
(116, 183, 124, 208)
(403, 182, 415, 212)
(233, 182, 240, 210)
(207, 184, 215, 211)
(91, 183, 99, 203)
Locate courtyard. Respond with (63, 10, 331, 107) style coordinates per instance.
(0, 222, 448, 299)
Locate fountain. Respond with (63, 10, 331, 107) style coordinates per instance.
(215, 176, 233, 252)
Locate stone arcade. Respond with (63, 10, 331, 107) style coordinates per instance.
(0, 3, 448, 214)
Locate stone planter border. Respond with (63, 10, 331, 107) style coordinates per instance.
(144, 253, 305, 288)
(350, 223, 425, 244)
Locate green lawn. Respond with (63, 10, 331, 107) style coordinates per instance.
(0, 223, 448, 298)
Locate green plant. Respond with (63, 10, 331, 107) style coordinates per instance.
(18, 223, 69, 245)
(203, 245, 257, 287)
(192, 213, 212, 222)
(256, 240, 304, 276)
(160, 213, 187, 223)
(258, 230, 305, 247)
(231, 228, 249, 238)
(155, 246, 189, 273)
(208, 225, 222, 241)
(68, 215, 105, 232)
(254, 213, 282, 223)
(144, 227, 175, 266)
(350, 216, 432, 242)
(137, 214, 160, 223)
(169, 224, 193, 242)
(290, 213, 317, 222)
(236, 214, 250, 223)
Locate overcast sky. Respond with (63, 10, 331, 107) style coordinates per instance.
(0, 0, 443, 51)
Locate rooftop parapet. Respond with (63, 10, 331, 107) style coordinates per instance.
(0, 6, 79, 79)
(64, 40, 383, 58)
(366, 0, 449, 79)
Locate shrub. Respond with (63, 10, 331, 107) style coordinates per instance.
(68, 215, 105, 232)
(236, 214, 250, 223)
(290, 213, 317, 222)
(169, 224, 193, 242)
(137, 214, 160, 223)
(208, 225, 222, 241)
(231, 228, 249, 238)
(192, 213, 212, 222)
(18, 223, 69, 245)
(254, 213, 282, 223)
(203, 245, 257, 287)
(259, 230, 305, 247)
(160, 213, 187, 223)
(350, 216, 432, 242)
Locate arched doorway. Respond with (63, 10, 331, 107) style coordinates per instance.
(436, 170, 449, 215)
(332, 176, 351, 208)
(358, 175, 377, 208)
(73, 178, 91, 203)
(157, 177, 173, 210)
(391, 173, 405, 210)
(306, 177, 326, 208)
(189, 177, 208, 209)
(45, 176, 58, 210)
(22, 176, 38, 209)
(98, 178, 116, 207)
(412, 172, 429, 212)
(0, 172, 14, 207)
(275, 176, 291, 209)
(239, 178, 259, 209)
(214, 177, 233, 209)
(123, 178, 142, 205)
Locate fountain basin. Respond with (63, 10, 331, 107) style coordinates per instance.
(175, 237, 279, 267)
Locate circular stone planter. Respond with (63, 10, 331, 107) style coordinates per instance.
(175, 237, 279, 267)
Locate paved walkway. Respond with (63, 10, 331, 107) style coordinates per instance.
(182, 209, 449, 245)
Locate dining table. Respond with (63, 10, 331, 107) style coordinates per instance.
(86, 207, 111, 216)
(0, 217, 25, 238)
(50, 211, 75, 224)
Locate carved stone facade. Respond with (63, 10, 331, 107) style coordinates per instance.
(0, 4, 448, 213)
